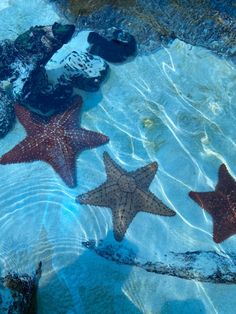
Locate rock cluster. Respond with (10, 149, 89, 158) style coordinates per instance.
(0, 22, 75, 124)
(0, 22, 136, 122)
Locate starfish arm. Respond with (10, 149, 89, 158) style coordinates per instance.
(134, 188, 176, 216)
(15, 105, 45, 134)
(69, 128, 109, 150)
(112, 192, 136, 241)
(216, 164, 236, 195)
(0, 137, 43, 164)
(51, 95, 83, 128)
(76, 182, 119, 207)
(42, 141, 77, 187)
(213, 218, 236, 243)
(103, 152, 126, 180)
(189, 191, 225, 216)
(131, 162, 158, 190)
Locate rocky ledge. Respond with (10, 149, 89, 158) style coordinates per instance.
(52, 0, 236, 57)
(83, 240, 236, 284)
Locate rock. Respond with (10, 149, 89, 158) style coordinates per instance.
(50, 50, 109, 92)
(87, 28, 137, 63)
(0, 23, 75, 118)
(0, 89, 15, 138)
(0, 262, 42, 313)
(14, 22, 75, 66)
(18, 49, 109, 114)
(53, 0, 236, 56)
(0, 23, 75, 83)
(83, 240, 236, 284)
(17, 67, 73, 115)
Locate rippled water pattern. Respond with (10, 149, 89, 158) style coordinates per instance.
(0, 0, 236, 313)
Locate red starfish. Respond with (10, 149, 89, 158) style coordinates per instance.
(0, 96, 109, 187)
(189, 164, 236, 243)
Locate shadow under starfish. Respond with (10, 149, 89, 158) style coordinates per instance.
(77, 152, 176, 241)
(0, 96, 109, 188)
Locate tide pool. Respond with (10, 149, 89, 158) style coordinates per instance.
(0, 1, 236, 313)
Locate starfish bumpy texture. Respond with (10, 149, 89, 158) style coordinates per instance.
(0, 96, 109, 187)
(77, 152, 176, 241)
(189, 164, 236, 243)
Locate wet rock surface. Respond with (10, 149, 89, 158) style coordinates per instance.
(83, 240, 236, 284)
(0, 89, 15, 138)
(0, 23, 75, 119)
(51, 0, 236, 56)
(0, 23, 75, 83)
(0, 262, 42, 314)
(87, 27, 137, 63)
(53, 50, 109, 91)
(17, 67, 73, 115)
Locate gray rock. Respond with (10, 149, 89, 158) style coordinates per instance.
(83, 240, 236, 284)
(49, 50, 109, 92)
(0, 90, 15, 138)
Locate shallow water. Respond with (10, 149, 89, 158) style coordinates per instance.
(0, 0, 236, 313)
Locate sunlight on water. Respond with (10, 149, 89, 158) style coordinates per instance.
(0, 1, 236, 313)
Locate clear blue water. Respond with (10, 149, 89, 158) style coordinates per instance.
(0, 1, 236, 313)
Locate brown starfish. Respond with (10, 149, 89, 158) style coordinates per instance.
(189, 164, 236, 243)
(0, 96, 109, 187)
(77, 152, 176, 241)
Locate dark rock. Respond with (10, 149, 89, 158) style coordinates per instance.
(0, 262, 42, 313)
(0, 23, 75, 119)
(87, 28, 137, 63)
(17, 48, 109, 114)
(14, 23, 75, 65)
(17, 67, 73, 115)
(51, 50, 109, 92)
(0, 89, 15, 138)
(0, 23, 75, 83)
(0, 40, 16, 81)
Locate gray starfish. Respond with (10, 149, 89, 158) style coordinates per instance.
(76, 152, 176, 241)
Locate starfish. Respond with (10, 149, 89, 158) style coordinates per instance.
(189, 164, 236, 243)
(0, 96, 109, 187)
(76, 152, 176, 241)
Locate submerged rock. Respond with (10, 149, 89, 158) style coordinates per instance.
(14, 23, 75, 65)
(83, 240, 236, 284)
(0, 89, 15, 138)
(52, 0, 236, 56)
(0, 23, 75, 119)
(10, 22, 75, 100)
(17, 67, 73, 115)
(0, 23, 75, 83)
(18, 49, 109, 115)
(0, 262, 42, 313)
(87, 27, 137, 63)
(56, 50, 109, 91)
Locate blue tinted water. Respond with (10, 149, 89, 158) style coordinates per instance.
(0, 1, 236, 313)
